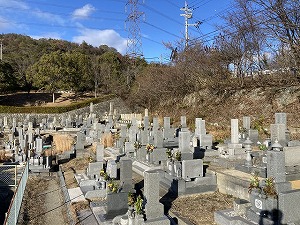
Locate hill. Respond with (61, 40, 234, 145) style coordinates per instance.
(153, 85, 300, 141)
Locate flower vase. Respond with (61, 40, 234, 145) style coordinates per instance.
(134, 150, 137, 158)
(135, 214, 144, 223)
(168, 160, 175, 176)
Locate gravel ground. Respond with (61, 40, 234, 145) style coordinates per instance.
(170, 191, 235, 225)
(18, 174, 68, 225)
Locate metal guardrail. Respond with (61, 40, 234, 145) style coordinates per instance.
(3, 161, 29, 225)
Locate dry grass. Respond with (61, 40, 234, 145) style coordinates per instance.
(61, 157, 91, 189)
(70, 201, 90, 224)
(101, 133, 114, 147)
(18, 176, 48, 225)
(0, 150, 8, 161)
(52, 134, 75, 155)
(171, 191, 235, 225)
(62, 157, 90, 172)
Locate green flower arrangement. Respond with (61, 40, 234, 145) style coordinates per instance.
(128, 192, 135, 207)
(248, 172, 260, 193)
(166, 149, 172, 159)
(174, 151, 182, 161)
(107, 180, 119, 193)
(134, 195, 144, 215)
(248, 173, 277, 199)
(262, 177, 277, 198)
(259, 144, 268, 151)
(100, 169, 110, 181)
(134, 141, 142, 150)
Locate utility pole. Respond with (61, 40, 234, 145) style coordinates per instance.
(180, 1, 201, 48)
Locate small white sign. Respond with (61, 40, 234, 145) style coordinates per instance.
(255, 199, 263, 209)
(262, 157, 267, 164)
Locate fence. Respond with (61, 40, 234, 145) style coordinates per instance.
(0, 164, 17, 188)
(3, 161, 29, 225)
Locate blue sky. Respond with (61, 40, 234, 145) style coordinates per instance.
(0, 0, 233, 63)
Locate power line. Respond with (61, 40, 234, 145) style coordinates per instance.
(143, 21, 182, 39)
(140, 3, 182, 26)
(164, 0, 181, 9)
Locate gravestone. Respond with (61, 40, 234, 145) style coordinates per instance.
(275, 113, 287, 125)
(107, 160, 117, 179)
(36, 137, 43, 153)
(248, 130, 258, 144)
(228, 119, 242, 149)
(152, 148, 168, 165)
(96, 143, 104, 162)
(179, 131, 190, 153)
(152, 117, 159, 137)
(200, 134, 213, 149)
(124, 142, 135, 154)
(106, 192, 128, 219)
(153, 130, 163, 148)
(231, 119, 239, 144)
(182, 159, 203, 181)
(270, 124, 286, 146)
(163, 117, 174, 139)
(138, 129, 148, 146)
(267, 145, 291, 192)
(128, 128, 137, 143)
(119, 158, 132, 192)
(109, 102, 114, 116)
(3, 117, 8, 128)
(181, 116, 187, 128)
(90, 102, 94, 114)
(87, 162, 103, 178)
(243, 116, 251, 130)
(195, 118, 206, 138)
(144, 108, 149, 117)
(144, 116, 149, 131)
(75, 132, 85, 150)
(120, 126, 127, 138)
(144, 170, 168, 223)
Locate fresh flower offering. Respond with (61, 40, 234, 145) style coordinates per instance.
(146, 144, 155, 153)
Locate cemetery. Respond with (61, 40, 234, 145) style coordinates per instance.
(1, 98, 300, 225)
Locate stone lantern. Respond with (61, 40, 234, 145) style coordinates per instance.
(244, 137, 253, 167)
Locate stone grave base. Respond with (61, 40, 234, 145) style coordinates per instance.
(246, 209, 277, 225)
(91, 201, 128, 224)
(85, 189, 106, 199)
(29, 165, 50, 173)
(286, 165, 300, 181)
(160, 171, 217, 196)
(132, 160, 162, 176)
(143, 215, 169, 225)
(235, 164, 267, 178)
(214, 209, 257, 225)
(209, 168, 252, 201)
(210, 157, 245, 169)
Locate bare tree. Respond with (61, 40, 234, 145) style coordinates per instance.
(218, 0, 268, 83)
(226, 0, 300, 73)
